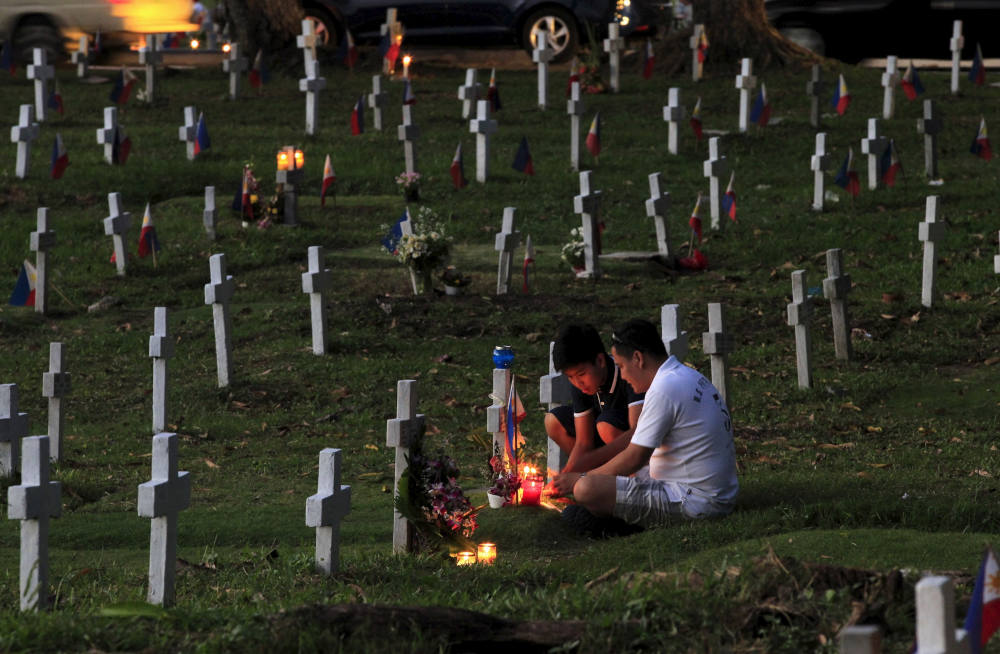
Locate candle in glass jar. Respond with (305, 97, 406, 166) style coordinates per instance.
(476, 543, 497, 565)
(456, 551, 477, 566)
(520, 479, 543, 506)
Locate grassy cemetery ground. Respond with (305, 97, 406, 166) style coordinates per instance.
(0, 48, 998, 652)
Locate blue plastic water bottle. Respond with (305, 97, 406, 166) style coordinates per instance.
(492, 345, 514, 369)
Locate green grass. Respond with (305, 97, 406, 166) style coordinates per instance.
(0, 43, 998, 652)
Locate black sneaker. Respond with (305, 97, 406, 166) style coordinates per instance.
(561, 504, 644, 538)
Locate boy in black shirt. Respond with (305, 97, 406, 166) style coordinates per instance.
(544, 324, 644, 474)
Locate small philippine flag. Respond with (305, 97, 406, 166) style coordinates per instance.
(689, 194, 703, 243)
(109, 66, 137, 105)
(963, 547, 1000, 654)
(249, 49, 269, 89)
(690, 97, 703, 140)
(1, 41, 15, 75)
(831, 74, 851, 115)
(522, 234, 535, 293)
(382, 208, 409, 254)
(137, 203, 161, 258)
(50, 132, 69, 180)
(337, 30, 358, 69)
(697, 29, 709, 63)
(9, 260, 36, 307)
(880, 139, 902, 187)
(642, 39, 655, 79)
(971, 117, 992, 160)
(970, 43, 986, 86)
(111, 125, 131, 165)
(834, 147, 860, 196)
(48, 84, 64, 116)
(585, 112, 601, 158)
(721, 172, 737, 221)
(566, 58, 580, 97)
(321, 154, 336, 206)
(194, 112, 210, 155)
(512, 136, 534, 175)
(351, 95, 364, 135)
(901, 61, 924, 100)
(487, 68, 501, 112)
(749, 82, 771, 127)
(450, 142, 468, 189)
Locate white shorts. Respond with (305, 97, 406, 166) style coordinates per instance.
(613, 476, 734, 526)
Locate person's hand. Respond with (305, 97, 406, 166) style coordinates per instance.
(551, 472, 583, 497)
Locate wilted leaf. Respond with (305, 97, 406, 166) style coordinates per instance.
(204, 458, 219, 469)
(970, 469, 993, 478)
(364, 443, 379, 451)
(866, 426, 883, 433)
(818, 442, 855, 449)
(841, 402, 862, 412)
(869, 463, 891, 469)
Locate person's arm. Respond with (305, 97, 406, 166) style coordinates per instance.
(562, 411, 595, 473)
(592, 441, 653, 478)
(569, 427, 633, 470)
(627, 401, 643, 431)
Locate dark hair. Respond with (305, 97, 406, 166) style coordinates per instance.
(610, 319, 667, 358)
(552, 324, 606, 371)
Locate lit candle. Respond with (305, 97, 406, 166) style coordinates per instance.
(456, 551, 477, 566)
(402, 54, 412, 78)
(477, 543, 497, 565)
(520, 479, 543, 506)
(190, 39, 200, 50)
(222, 43, 231, 54)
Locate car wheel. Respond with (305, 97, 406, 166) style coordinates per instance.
(778, 27, 825, 57)
(12, 17, 63, 64)
(302, 6, 340, 49)
(521, 7, 578, 63)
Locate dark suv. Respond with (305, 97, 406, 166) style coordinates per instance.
(301, 0, 655, 62)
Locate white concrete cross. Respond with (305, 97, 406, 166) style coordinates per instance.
(137, 432, 190, 607)
(881, 55, 899, 120)
(104, 193, 131, 276)
(539, 341, 572, 479)
(204, 254, 235, 388)
(915, 576, 970, 653)
(301, 245, 331, 355)
(368, 75, 389, 131)
(603, 22, 624, 93)
(296, 18, 320, 72)
(386, 379, 424, 554)
(397, 104, 419, 176)
(995, 232, 1000, 275)
(567, 81, 586, 171)
(486, 366, 512, 458)
(949, 20, 964, 95)
(663, 87, 685, 155)
(178, 106, 198, 161)
(30, 207, 55, 315)
(0, 384, 28, 477)
(138, 35, 161, 103)
(71, 36, 89, 78)
(10, 104, 39, 180)
(661, 304, 689, 363)
(469, 99, 497, 183)
(573, 170, 603, 279)
(7, 435, 60, 611)
(860, 118, 889, 191)
(299, 58, 327, 136)
(533, 31, 554, 108)
(806, 65, 824, 129)
(306, 448, 351, 574)
(786, 270, 813, 389)
(26, 49, 54, 123)
(96, 107, 122, 164)
(645, 172, 672, 257)
(811, 132, 834, 211)
(689, 24, 706, 81)
(822, 248, 853, 361)
(920, 196, 946, 309)
(735, 58, 757, 134)
(222, 42, 248, 100)
(917, 99, 943, 180)
(203, 186, 217, 240)
(838, 625, 881, 653)
(149, 307, 174, 433)
(458, 68, 481, 120)
(703, 137, 730, 231)
(702, 303, 734, 407)
(494, 207, 521, 295)
(41, 343, 70, 462)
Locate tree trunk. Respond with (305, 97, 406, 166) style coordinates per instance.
(221, 0, 303, 60)
(655, 0, 821, 76)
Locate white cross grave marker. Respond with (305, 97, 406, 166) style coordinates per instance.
(458, 68, 481, 120)
(368, 75, 389, 131)
(149, 307, 173, 433)
(823, 248, 853, 361)
(137, 432, 190, 607)
(138, 36, 161, 104)
(71, 36, 89, 78)
(10, 104, 39, 180)
(573, 170, 603, 279)
(26, 49, 54, 123)
(178, 106, 198, 161)
(104, 193, 131, 276)
(603, 22, 624, 93)
(645, 172, 672, 257)
(860, 118, 889, 191)
(469, 99, 497, 183)
(301, 246, 331, 355)
(397, 104, 419, 176)
(386, 379, 424, 554)
(920, 196, 946, 309)
(296, 18, 320, 73)
(661, 304, 689, 363)
(203, 186, 217, 240)
(96, 107, 122, 164)
(917, 99, 943, 181)
(811, 132, 834, 211)
(690, 24, 706, 81)
(494, 207, 521, 295)
(222, 42, 247, 100)
(786, 270, 813, 389)
(735, 58, 757, 134)
(838, 625, 881, 654)
(663, 87, 685, 155)
(533, 31, 554, 108)
(806, 64, 825, 129)
(7, 435, 60, 611)
(881, 56, 899, 120)
(306, 448, 351, 574)
(486, 366, 512, 459)
(567, 81, 586, 171)
(204, 254, 235, 388)
(949, 21, 964, 96)
(540, 341, 572, 478)
(30, 207, 55, 315)
(995, 232, 1000, 275)
(702, 303, 734, 407)
(915, 576, 970, 653)
(299, 58, 326, 136)
(41, 343, 70, 462)
(0, 384, 28, 477)
(703, 137, 730, 231)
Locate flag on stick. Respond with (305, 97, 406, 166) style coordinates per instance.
(585, 112, 601, 159)
(194, 112, 210, 155)
(249, 49, 269, 90)
(880, 139, 902, 186)
(690, 97, 703, 141)
(48, 83, 64, 116)
(522, 234, 535, 293)
(9, 260, 36, 307)
(831, 74, 851, 115)
(688, 194, 703, 244)
(971, 117, 992, 160)
(110, 66, 137, 105)
(487, 68, 502, 112)
(321, 154, 336, 206)
(721, 172, 737, 221)
(963, 547, 1000, 654)
(351, 95, 364, 135)
(137, 203, 161, 264)
(697, 29, 709, 63)
(834, 147, 860, 196)
(512, 136, 534, 175)
(970, 43, 986, 86)
(901, 61, 924, 100)
(749, 83, 771, 127)
(450, 142, 468, 189)
(642, 39, 655, 79)
(50, 133, 69, 180)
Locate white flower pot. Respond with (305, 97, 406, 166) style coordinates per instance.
(487, 492, 505, 509)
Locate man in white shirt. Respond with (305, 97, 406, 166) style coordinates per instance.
(553, 318, 738, 527)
